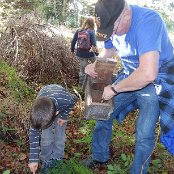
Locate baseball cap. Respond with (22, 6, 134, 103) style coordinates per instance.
(95, 0, 125, 41)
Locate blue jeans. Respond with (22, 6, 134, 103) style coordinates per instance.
(40, 116, 67, 169)
(91, 84, 159, 174)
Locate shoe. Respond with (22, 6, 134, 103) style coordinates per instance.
(81, 158, 108, 168)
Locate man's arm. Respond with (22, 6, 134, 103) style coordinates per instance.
(102, 51, 159, 100)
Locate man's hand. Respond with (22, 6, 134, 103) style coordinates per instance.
(28, 162, 38, 174)
(102, 85, 116, 101)
(85, 63, 98, 78)
(57, 118, 67, 126)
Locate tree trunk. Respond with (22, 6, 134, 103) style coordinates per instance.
(62, 0, 67, 22)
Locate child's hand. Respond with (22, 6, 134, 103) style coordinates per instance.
(28, 162, 38, 174)
(57, 118, 67, 126)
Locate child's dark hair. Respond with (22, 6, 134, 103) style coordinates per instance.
(30, 96, 56, 129)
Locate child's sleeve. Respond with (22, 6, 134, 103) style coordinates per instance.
(29, 127, 40, 163)
(58, 94, 78, 120)
(90, 30, 97, 46)
(71, 30, 78, 52)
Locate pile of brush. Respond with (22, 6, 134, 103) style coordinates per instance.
(0, 14, 79, 87)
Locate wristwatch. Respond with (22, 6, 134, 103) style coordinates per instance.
(111, 86, 118, 95)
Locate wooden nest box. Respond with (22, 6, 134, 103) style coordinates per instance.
(85, 58, 117, 120)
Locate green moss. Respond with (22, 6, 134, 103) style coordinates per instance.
(0, 59, 35, 102)
(48, 159, 94, 174)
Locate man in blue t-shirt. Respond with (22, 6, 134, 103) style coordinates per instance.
(83, 0, 174, 174)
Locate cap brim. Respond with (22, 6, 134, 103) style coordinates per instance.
(96, 22, 114, 41)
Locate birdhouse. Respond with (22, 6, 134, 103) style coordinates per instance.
(85, 58, 117, 120)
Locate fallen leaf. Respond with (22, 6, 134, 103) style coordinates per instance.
(19, 153, 27, 161)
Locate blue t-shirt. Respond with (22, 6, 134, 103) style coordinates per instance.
(105, 5, 173, 76)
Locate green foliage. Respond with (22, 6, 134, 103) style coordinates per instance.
(152, 159, 162, 168)
(2, 170, 10, 174)
(0, 59, 35, 102)
(47, 159, 94, 174)
(74, 135, 92, 144)
(13, 139, 25, 146)
(73, 120, 95, 151)
(33, 0, 56, 22)
(32, 0, 71, 24)
(120, 153, 132, 168)
(77, 120, 95, 141)
(0, 0, 33, 22)
(148, 158, 163, 173)
(107, 164, 127, 174)
(12, 152, 19, 159)
(106, 153, 133, 173)
(0, 110, 6, 120)
(112, 121, 135, 146)
(66, 13, 79, 28)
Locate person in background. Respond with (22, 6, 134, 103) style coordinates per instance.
(71, 17, 99, 86)
(83, 0, 174, 174)
(28, 84, 77, 174)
